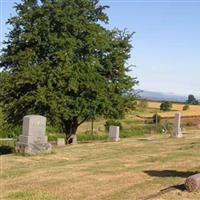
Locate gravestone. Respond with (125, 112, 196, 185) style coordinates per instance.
(71, 135, 77, 144)
(16, 115, 52, 154)
(108, 126, 120, 142)
(57, 138, 65, 146)
(172, 112, 182, 138)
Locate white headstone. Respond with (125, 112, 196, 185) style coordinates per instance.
(108, 126, 120, 142)
(57, 138, 65, 146)
(172, 112, 182, 138)
(16, 115, 52, 154)
(71, 135, 77, 145)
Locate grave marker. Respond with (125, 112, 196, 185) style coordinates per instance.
(108, 126, 120, 142)
(16, 115, 52, 154)
(172, 112, 182, 138)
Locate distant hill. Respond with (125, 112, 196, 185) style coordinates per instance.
(136, 90, 188, 102)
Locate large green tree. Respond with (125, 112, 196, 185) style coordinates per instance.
(0, 0, 137, 143)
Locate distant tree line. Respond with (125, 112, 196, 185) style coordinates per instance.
(186, 94, 199, 105)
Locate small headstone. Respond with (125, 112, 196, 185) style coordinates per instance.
(108, 126, 120, 142)
(16, 115, 52, 154)
(71, 135, 77, 145)
(172, 112, 182, 138)
(57, 138, 65, 146)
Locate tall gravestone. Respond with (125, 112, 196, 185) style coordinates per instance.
(172, 112, 182, 138)
(108, 126, 120, 142)
(16, 115, 52, 154)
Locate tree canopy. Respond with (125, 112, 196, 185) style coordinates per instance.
(186, 95, 199, 105)
(0, 0, 137, 142)
(160, 101, 172, 111)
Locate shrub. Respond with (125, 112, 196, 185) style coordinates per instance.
(159, 122, 173, 133)
(185, 121, 194, 127)
(138, 99, 148, 109)
(160, 101, 172, 111)
(0, 125, 21, 139)
(104, 119, 122, 131)
(183, 104, 189, 111)
(47, 133, 65, 142)
(152, 113, 161, 124)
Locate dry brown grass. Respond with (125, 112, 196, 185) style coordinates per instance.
(146, 101, 200, 118)
(1, 129, 200, 200)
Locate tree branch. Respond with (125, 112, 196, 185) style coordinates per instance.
(78, 116, 90, 126)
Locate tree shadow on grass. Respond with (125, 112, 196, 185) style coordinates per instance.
(144, 170, 198, 178)
(0, 146, 14, 155)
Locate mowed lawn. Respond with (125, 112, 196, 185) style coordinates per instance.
(1, 130, 200, 200)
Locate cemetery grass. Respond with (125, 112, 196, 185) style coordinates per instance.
(1, 129, 200, 200)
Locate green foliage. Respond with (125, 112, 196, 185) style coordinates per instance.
(46, 125, 62, 134)
(104, 119, 122, 131)
(0, 122, 21, 139)
(47, 133, 65, 142)
(160, 101, 172, 111)
(120, 125, 152, 138)
(186, 94, 199, 105)
(183, 104, 189, 111)
(157, 122, 173, 133)
(0, 0, 137, 137)
(138, 99, 148, 109)
(152, 113, 161, 124)
(185, 121, 194, 127)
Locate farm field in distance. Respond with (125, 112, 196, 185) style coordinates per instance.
(76, 101, 200, 135)
(144, 101, 200, 118)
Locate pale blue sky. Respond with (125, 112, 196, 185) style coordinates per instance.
(1, 0, 200, 95)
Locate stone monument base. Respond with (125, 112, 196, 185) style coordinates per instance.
(16, 141, 52, 154)
(108, 137, 120, 142)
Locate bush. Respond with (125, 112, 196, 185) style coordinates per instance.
(104, 119, 122, 131)
(47, 133, 65, 141)
(0, 125, 21, 139)
(138, 99, 148, 109)
(160, 101, 172, 111)
(159, 122, 173, 133)
(46, 125, 63, 134)
(185, 121, 194, 127)
(152, 113, 161, 124)
(183, 104, 189, 111)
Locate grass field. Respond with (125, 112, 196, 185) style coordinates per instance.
(1, 129, 200, 200)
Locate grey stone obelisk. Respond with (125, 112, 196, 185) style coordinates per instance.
(172, 112, 182, 138)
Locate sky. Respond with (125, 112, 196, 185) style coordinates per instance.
(1, 0, 200, 96)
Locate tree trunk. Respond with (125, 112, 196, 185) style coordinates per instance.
(62, 118, 78, 144)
